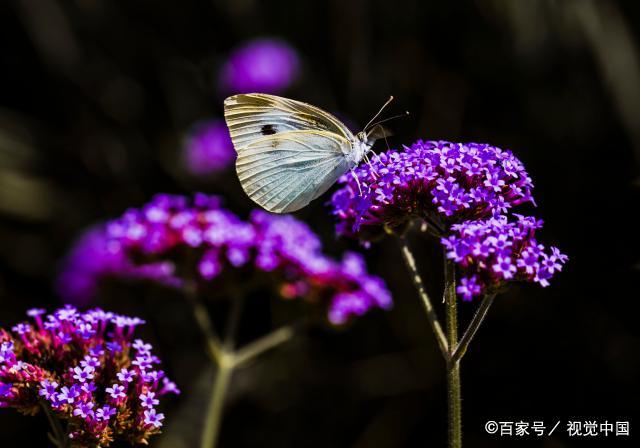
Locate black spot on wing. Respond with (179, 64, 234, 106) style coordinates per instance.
(261, 124, 277, 135)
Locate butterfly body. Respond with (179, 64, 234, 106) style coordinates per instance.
(224, 93, 375, 213)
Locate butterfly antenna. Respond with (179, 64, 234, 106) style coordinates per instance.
(363, 96, 394, 132)
(366, 111, 410, 136)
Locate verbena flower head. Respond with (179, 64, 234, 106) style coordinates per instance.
(442, 215, 568, 300)
(0, 307, 179, 447)
(219, 38, 300, 94)
(330, 140, 534, 241)
(183, 119, 235, 176)
(57, 194, 392, 325)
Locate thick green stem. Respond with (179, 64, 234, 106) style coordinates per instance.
(398, 238, 449, 357)
(444, 258, 462, 448)
(451, 293, 496, 364)
(41, 402, 69, 448)
(201, 295, 243, 448)
(201, 351, 234, 448)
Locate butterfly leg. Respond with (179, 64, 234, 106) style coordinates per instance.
(364, 151, 379, 179)
(350, 169, 363, 195)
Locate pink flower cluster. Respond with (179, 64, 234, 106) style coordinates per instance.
(0, 306, 179, 446)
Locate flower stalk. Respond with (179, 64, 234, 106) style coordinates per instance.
(398, 238, 449, 357)
(444, 257, 462, 448)
(185, 285, 296, 448)
(451, 293, 496, 364)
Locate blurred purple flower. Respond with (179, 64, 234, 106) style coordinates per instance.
(56, 227, 180, 305)
(219, 38, 300, 94)
(57, 194, 392, 325)
(0, 306, 178, 446)
(441, 215, 568, 300)
(330, 140, 535, 242)
(183, 119, 236, 175)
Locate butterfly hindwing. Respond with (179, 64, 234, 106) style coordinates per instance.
(235, 130, 351, 213)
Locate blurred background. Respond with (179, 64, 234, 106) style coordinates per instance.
(1, 0, 638, 446)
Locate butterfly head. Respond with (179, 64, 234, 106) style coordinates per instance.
(356, 131, 368, 143)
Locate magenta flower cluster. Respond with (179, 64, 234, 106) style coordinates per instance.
(0, 306, 179, 447)
(441, 215, 568, 300)
(183, 119, 236, 175)
(57, 194, 392, 325)
(331, 140, 534, 240)
(330, 140, 566, 300)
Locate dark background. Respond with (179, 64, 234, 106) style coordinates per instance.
(1, 0, 638, 447)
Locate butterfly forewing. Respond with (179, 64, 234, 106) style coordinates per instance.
(224, 93, 353, 151)
(235, 130, 351, 213)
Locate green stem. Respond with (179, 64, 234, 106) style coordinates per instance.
(451, 293, 496, 364)
(41, 402, 69, 448)
(398, 237, 449, 358)
(444, 257, 462, 448)
(201, 293, 244, 448)
(184, 281, 223, 364)
(233, 326, 295, 368)
(201, 351, 234, 448)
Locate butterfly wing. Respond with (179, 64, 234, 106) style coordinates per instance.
(236, 130, 352, 213)
(224, 93, 354, 151)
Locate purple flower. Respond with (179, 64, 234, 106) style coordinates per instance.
(80, 356, 100, 369)
(57, 194, 392, 325)
(443, 215, 567, 299)
(0, 383, 12, 398)
(139, 392, 159, 409)
(183, 120, 236, 175)
(160, 378, 180, 395)
(81, 381, 96, 394)
(72, 366, 95, 383)
(116, 368, 135, 383)
(132, 356, 153, 370)
(26, 308, 46, 317)
(0, 342, 15, 365)
(11, 323, 31, 335)
(73, 401, 94, 419)
(57, 385, 81, 404)
(38, 380, 58, 400)
(105, 383, 126, 400)
(0, 307, 179, 446)
(219, 38, 300, 94)
(133, 339, 152, 354)
(143, 408, 164, 428)
(456, 276, 483, 301)
(95, 405, 116, 421)
(330, 140, 535, 241)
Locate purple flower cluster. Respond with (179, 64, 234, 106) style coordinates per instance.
(441, 215, 567, 300)
(219, 38, 300, 94)
(0, 307, 179, 446)
(183, 119, 236, 175)
(57, 194, 392, 325)
(330, 140, 567, 300)
(331, 140, 534, 240)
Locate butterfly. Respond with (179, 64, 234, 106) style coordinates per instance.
(223, 93, 394, 213)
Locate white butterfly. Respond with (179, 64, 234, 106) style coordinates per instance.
(223, 93, 391, 213)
